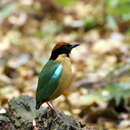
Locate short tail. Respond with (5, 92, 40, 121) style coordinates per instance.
(36, 99, 47, 109)
(35, 102, 41, 109)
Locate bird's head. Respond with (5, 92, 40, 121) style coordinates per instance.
(50, 42, 80, 60)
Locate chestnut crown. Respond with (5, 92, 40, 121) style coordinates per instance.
(49, 42, 79, 60)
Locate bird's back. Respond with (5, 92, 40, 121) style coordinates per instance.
(36, 60, 63, 109)
(48, 54, 72, 100)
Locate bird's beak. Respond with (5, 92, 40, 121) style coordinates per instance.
(70, 43, 80, 49)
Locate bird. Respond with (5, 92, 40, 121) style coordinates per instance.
(35, 42, 79, 118)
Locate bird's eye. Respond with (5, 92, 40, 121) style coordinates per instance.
(64, 46, 68, 49)
(65, 45, 71, 49)
(62, 45, 68, 50)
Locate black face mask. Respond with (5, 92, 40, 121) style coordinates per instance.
(49, 44, 79, 60)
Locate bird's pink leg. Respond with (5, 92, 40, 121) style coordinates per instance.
(46, 102, 61, 120)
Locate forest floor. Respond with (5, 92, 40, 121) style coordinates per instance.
(0, 0, 130, 129)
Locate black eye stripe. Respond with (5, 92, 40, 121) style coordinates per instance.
(49, 45, 71, 60)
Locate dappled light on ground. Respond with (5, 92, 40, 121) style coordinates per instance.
(0, 0, 130, 129)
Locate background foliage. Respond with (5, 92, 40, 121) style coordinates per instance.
(0, 0, 130, 129)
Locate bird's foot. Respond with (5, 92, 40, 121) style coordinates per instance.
(55, 114, 62, 120)
(46, 102, 62, 120)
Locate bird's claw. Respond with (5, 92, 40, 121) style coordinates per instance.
(55, 114, 62, 120)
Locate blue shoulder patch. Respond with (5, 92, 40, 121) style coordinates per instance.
(52, 64, 63, 79)
(36, 60, 63, 108)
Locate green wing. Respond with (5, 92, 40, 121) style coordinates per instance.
(36, 60, 63, 109)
